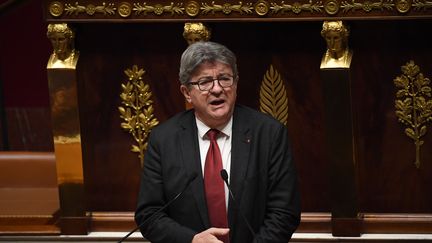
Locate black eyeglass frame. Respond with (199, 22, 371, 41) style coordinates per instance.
(187, 75, 237, 91)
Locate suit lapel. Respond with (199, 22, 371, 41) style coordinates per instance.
(177, 106, 253, 230)
(228, 106, 251, 228)
(178, 112, 210, 228)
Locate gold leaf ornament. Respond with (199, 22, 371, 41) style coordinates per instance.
(394, 60, 432, 168)
(259, 65, 289, 125)
(49, 1, 64, 17)
(270, 0, 324, 14)
(133, 2, 184, 16)
(64, 2, 116, 15)
(200, 1, 254, 15)
(119, 65, 159, 167)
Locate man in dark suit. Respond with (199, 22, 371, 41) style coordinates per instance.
(135, 41, 300, 243)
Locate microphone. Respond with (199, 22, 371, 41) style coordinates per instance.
(220, 169, 256, 239)
(118, 172, 198, 243)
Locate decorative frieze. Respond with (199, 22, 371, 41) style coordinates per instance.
(46, 0, 432, 20)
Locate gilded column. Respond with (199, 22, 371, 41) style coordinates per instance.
(46, 23, 88, 234)
(320, 21, 360, 237)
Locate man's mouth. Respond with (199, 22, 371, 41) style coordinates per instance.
(210, 99, 225, 106)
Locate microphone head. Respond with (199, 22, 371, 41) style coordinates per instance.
(220, 169, 229, 181)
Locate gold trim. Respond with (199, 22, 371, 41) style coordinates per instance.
(394, 60, 432, 169)
(395, 0, 411, 12)
(119, 65, 159, 167)
(133, 2, 184, 15)
(255, 0, 270, 15)
(64, 2, 116, 15)
(200, 1, 254, 15)
(340, 0, 394, 12)
(49, 1, 64, 17)
(270, 0, 324, 14)
(324, 0, 340, 14)
(118, 2, 133, 17)
(413, 0, 432, 10)
(48, 0, 432, 18)
(259, 65, 289, 125)
(54, 135, 81, 144)
(185, 0, 200, 16)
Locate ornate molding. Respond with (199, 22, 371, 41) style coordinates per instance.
(259, 65, 289, 125)
(340, 0, 394, 12)
(133, 2, 185, 15)
(394, 60, 432, 169)
(200, 1, 254, 15)
(270, 0, 324, 14)
(64, 2, 116, 15)
(46, 0, 432, 19)
(119, 65, 159, 167)
(413, 0, 432, 10)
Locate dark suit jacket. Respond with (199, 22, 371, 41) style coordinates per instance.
(135, 105, 300, 243)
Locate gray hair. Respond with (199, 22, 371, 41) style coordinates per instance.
(179, 41, 238, 85)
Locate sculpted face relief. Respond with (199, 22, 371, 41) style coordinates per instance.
(324, 30, 345, 59)
(320, 21, 352, 68)
(50, 32, 71, 59)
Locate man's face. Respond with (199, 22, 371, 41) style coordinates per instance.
(180, 61, 237, 128)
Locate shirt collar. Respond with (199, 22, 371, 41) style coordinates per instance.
(196, 116, 233, 139)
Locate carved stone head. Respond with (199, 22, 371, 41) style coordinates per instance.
(321, 21, 350, 60)
(47, 23, 75, 61)
(182, 23, 211, 45)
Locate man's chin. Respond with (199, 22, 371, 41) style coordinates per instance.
(209, 104, 229, 115)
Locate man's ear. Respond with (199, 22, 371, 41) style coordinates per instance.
(180, 85, 192, 103)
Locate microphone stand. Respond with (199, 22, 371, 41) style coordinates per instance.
(220, 169, 256, 239)
(118, 173, 198, 243)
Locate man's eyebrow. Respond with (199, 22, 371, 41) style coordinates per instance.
(197, 75, 214, 80)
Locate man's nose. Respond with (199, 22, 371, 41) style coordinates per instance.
(210, 79, 223, 92)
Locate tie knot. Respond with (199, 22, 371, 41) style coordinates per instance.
(207, 129, 220, 141)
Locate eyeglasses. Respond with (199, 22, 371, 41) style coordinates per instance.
(188, 75, 235, 91)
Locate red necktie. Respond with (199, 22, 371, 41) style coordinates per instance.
(204, 129, 230, 243)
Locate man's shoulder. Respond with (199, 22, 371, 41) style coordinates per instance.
(151, 109, 194, 134)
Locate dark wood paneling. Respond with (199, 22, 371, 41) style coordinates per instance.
(362, 214, 432, 234)
(0, 216, 60, 235)
(88, 212, 432, 234)
(297, 213, 332, 233)
(351, 20, 432, 213)
(89, 212, 136, 232)
(13, 19, 426, 235)
(76, 23, 187, 211)
(74, 20, 432, 217)
(88, 212, 334, 233)
(74, 22, 331, 213)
